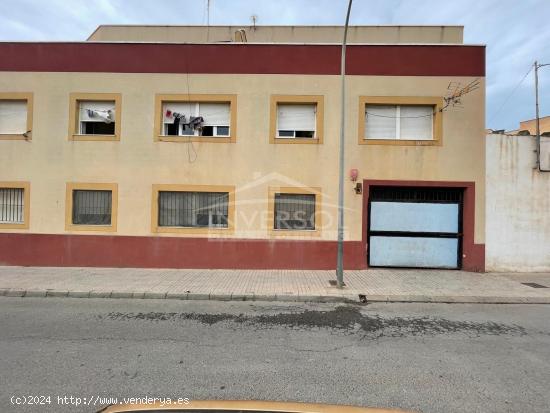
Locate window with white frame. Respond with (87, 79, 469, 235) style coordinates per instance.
(78, 100, 116, 135)
(365, 105, 434, 140)
(162, 102, 230, 137)
(158, 191, 229, 228)
(0, 100, 28, 135)
(276, 103, 316, 138)
(0, 187, 25, 224)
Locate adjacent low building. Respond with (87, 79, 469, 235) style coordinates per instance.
(0, 25, 486, 271)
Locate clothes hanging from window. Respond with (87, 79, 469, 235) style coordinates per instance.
(188, 116, 204, 129)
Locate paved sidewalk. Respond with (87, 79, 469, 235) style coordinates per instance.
(1, 266, 550, 304)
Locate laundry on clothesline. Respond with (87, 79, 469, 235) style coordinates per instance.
(85, 109, 114, 124)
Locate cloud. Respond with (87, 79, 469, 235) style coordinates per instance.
(0, 0, 549, 129)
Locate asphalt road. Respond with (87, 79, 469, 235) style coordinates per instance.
(0, 298, 549, 413)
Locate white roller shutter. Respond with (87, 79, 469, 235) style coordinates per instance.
(199, 103, 230, 126)
(277, 104, 316, 131)
(79, 101, 116, 122)
(162, 102, 195, 123)
(400, 106, 433, 140)
(365, 105, 396, 139)
(0, 101, 27, 134)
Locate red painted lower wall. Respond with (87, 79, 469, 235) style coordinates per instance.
(0, 180, 485, 272)
(0, 233, 366, 270)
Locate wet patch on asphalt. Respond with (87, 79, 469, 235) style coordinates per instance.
(101, 306, 526, 338)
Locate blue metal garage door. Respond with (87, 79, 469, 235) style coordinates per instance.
(368, 187, 462, 269)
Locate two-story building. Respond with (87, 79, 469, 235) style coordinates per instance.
(0, 25, 485, 271)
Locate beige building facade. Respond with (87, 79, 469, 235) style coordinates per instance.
(0, 25, 485, 271)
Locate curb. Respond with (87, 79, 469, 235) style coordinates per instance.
(0, 288, 549, 304)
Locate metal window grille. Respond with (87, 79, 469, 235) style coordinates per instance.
(274, 193, 315, 230)
(369, 187, 463, 203)
(72, 190, 112, 225)
(0, 188, 24, 224)
(158, 191, 229, 228)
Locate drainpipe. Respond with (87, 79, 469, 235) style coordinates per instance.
(336, 0, 353, 288)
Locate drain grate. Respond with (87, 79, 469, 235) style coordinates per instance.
(328, 280, 346, 286)
(521, 282, 548, 289)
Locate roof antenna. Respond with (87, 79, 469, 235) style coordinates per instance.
(251, 14, 258, 30)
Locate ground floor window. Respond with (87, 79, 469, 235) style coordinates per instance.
(65, 183, 118, 231)
(72, 190, 112, 225)
(158, 191, 229, 229)
(274, 193, 316, 231)
(0, 187, 24, 224)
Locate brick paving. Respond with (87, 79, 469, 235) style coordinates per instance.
(1, 266, 549, 303)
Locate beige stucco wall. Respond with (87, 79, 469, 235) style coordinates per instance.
(87, 25, 464, 44)
(486, 134, 550, 271)
(519, 116, 550, 134)
(0, 72, 485, 243)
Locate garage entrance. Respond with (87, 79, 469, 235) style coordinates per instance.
(367, 186, 463, 269)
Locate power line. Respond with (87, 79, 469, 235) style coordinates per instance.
(488, 64, 533, 124)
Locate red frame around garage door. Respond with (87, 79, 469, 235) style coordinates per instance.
(361, 180, 485, 272)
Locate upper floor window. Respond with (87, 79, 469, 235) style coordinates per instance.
(270, 95, 324, 144)
(276, 104, 316, 139)
(69, 93, 121, 141)
(155, 94, 237, 143)
(162, 102, 230, 137)
(359, 97, 443, 146)
(79, 101, 116, 135)
(0, 93, 33, 140)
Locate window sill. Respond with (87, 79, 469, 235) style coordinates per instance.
(269, 228, 321, 237)
(156, 135, 235, 143)
(0, 222, 29, 229)
(0, 133, 31, 141)
(70, 134, 119, 142)
(360, 138, 440, 146)
(65, 224, 117, 232)
(271, 137, 321, 145)
(153, 226, 234, 235)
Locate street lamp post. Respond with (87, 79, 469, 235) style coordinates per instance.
(336, 0, 353, 288)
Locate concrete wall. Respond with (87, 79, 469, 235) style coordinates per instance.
(87, 25, 464, 44)
(486, 133, 550, 272)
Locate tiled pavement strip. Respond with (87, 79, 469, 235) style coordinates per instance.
(1, 266, 550, 304)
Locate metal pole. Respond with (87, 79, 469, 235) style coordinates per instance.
(336, 0, 353, 288)
(535, 61, 540, 170)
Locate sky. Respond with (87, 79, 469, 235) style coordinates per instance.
(0, 0, 549, 131)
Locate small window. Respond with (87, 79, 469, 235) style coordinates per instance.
(0, 93, 32, 140)
(365, 105, 434, 140)
(162, 102, 231, 138)
(65, 183, 117, 231)
(276, 104, 316, 139)
(0, 183, 30, 229)
(274, 193, 316, 230)
(0, 187, 25, 224)
(79, 101, 116, 135)
(69, 93, 121, 141)
(72, 190, 112, 226)
(158, 191, 229, 228)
